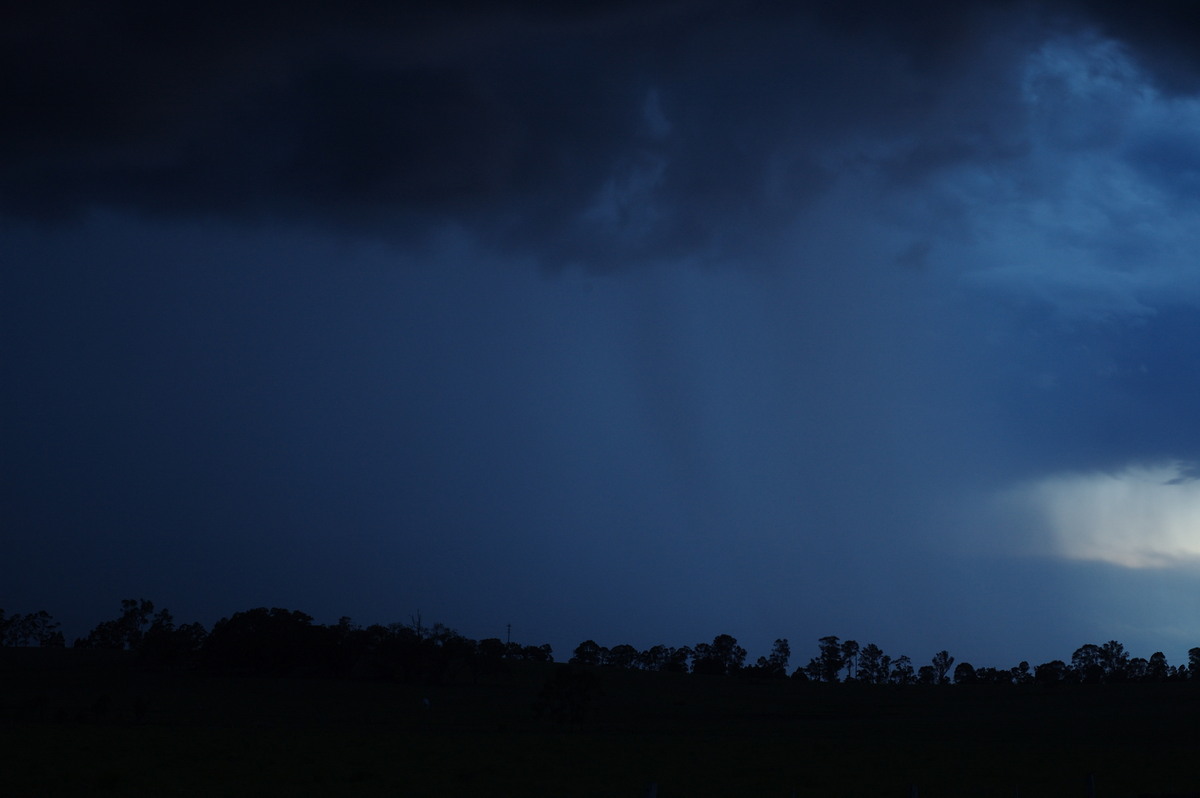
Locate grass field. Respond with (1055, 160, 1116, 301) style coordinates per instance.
(3, 649, 1199, 796)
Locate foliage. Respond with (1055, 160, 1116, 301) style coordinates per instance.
(140, 609, 207, 670)
(752, 638, 790, 678)
(890, 655, 915, 685)
(76, 599, 155, 650)
(692, 634, 747, 676)
(1034, 660, 1067, 684)
(931, 650, 955, 685)
(857, 643, 891, 684)
(569, 639, 603, 666)
(0, 609, 64, 647)
(806, 635, 846, 682)
(953, 661, 977, 684)
(202, 607, 330, 676)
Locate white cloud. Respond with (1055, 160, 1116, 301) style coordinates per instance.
(1008, 461, 1200, 569)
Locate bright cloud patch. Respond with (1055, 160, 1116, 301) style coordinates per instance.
(1015, 462, 1200, 568)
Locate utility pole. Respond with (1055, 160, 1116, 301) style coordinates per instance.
(506, 624, 511, 646)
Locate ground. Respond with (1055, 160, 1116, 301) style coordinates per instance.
(2, 649, 1198, 796)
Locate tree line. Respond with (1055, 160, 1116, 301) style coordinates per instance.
(569, 633, 1200, 686)
(1, 601, 548, 683)
(4, 602, 1200, 686)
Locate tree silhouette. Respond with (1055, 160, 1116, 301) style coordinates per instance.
(753, 638, 790, 678)
(841, 640, 860, 681)
(606, 644, 638, 669)
(0, 609, 64, 647)
(807, 636, 845, 682)
(522, 643, 554, 663)
(953, 661, 977, 684)
(974, 666, 1012, 685)
(472, 637, 508, 678)
(692, 634, 746, 676)
(202, 607, 330, 676)
(1100, 640, 1129, 681)
(931, 650, 954, 685)
(77, 599, 155, 650)
(1034, 660, 1067, 684)
(857, 643, 891, 685)
(1147, 651, 1169, 682)
(637, 644, 671, 671)
(890, 655, 915, 685)
(665, 645, 692, 673)
(139, 608, 207, 670)
(1010, 660, 1032, 685)
(1071, 643, 1104, 684)
(569, 640, 603, 666)
(1125, 656, 1148, 682)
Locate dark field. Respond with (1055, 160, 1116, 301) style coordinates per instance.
(2, 649, 1199, 797)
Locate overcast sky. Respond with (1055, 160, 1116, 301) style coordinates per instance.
(7, 0, 1200, 669)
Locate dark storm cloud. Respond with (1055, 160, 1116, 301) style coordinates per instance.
(0, 0, 1073, 269)
(1067, 0, 1200, 93)
(3, 3, 637, 214)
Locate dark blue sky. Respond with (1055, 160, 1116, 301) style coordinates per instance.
(6, 0, 1200, 669)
